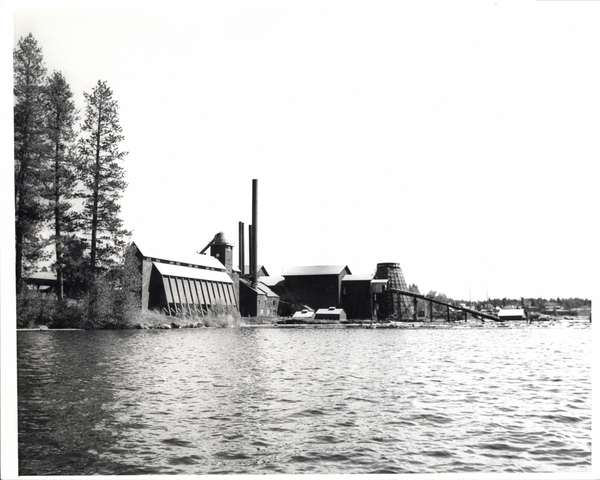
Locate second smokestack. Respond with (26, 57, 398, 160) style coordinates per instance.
(238, 221, 245, 277)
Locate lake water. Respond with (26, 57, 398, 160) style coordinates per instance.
(17, 325, 592, 475)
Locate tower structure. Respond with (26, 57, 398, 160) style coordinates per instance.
(209, 231, 234, 274)
(374, 262, 414, 320)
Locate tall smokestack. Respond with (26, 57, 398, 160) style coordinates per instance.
(251, 179, 258, 287)
(239, 221, 245, 277)
(248, 224, 253, 281)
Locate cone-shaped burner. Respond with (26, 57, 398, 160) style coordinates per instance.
(375, 262, 414, 320)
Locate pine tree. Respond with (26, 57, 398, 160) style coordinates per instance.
(77, 80, 129, 274)
(14, 33, 51, 291)
(45, 71, 78, 300)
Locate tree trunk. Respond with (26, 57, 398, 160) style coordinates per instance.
(90, 108, 101, 272)
(15, 217, 24, 294)
(15, 138, 29, 294)
(54, 129, 63, 301)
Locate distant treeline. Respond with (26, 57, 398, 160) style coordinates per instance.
(469, 297, 591, 311)
(410, 287, 589, 311)
(14, 33, 136, 328)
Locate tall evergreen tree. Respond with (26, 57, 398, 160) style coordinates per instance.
(14, 33, 50, 291)
(77, 80, 129, 274)
(45, 71, 78, 300)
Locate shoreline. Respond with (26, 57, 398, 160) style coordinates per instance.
(16, 318, 591, 332)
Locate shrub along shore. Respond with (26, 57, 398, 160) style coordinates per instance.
(16, 290, 272, 330)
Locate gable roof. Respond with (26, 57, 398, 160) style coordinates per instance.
(283, 265, 351, 277)
(243, 265, 269, 276)
(260, 275, 285, 287)
(257, 281, 278, 298)
(26, 271, 57, 281)
(342, 274, 374, 282)
(133, 241, 226, 271)
(292, 309, 315, 319)
(153, 262, 233, 283)
(239, 278, 279, 298)
(315, 307, 345, 315)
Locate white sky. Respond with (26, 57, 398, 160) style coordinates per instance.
(3, 0, 599, 301)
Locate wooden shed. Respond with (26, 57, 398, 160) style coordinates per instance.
(498, 308, 526, 321)
(314, 307, 347, 322)
(291, 309, 315, 322)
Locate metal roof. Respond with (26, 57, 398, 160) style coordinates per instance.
(239, 278, 279, 297)
(315, 307, 346, 318)
(211, 231, 234, 246)
(244, 265, 269, 276)
(257, 281, 278, 298)
(342, 274, 374, 282)
(153, 262, 233, 283)
(292, 310, 315, 319)
(26, 271, 57, 281)
(283, 265, 351, 276)
(260, 275, 284, 287)
(498, 308, 526, 317)
(133, 241, 226, 271)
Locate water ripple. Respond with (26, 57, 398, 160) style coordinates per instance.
(17, 326, 592, 475)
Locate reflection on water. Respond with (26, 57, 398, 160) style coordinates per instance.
(18, 326, 591, 475)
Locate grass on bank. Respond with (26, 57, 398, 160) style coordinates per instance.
(132, 308, 239, 328)
(16, 290, 277, 329)
(130, 308, 277, 329)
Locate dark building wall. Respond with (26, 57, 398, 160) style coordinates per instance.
(239, 283, 258, 317)
(342, 280, 372, 320)
(284, 274, 344, 310)
(239, 283, 265, 317)
(148, 265, 168, 311)
(211, 244, 233, 273)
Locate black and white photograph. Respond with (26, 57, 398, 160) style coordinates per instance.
(1, 0, 597, 478)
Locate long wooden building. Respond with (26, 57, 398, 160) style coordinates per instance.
(132, 241, 239, 316)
